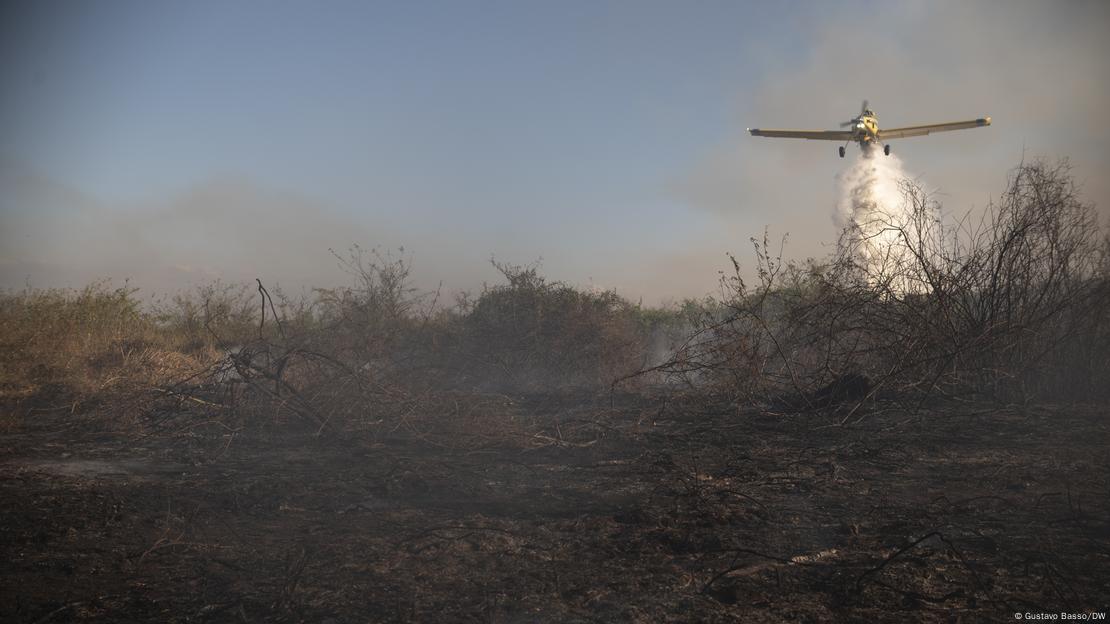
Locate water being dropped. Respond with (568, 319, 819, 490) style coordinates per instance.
(835, 149, 927, 291)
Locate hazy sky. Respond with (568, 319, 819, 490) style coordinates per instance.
(2, 0, 1108, 303)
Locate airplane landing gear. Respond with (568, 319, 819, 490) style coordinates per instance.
(884, 144, 891, 156)
(838, 146, 845, 158)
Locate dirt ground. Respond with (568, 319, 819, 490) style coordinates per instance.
(2, 392, 1108, 623)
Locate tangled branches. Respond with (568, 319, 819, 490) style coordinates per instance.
(657, 159, 1110, 405)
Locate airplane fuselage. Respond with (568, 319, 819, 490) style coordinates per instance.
(851, 114, 880, 147)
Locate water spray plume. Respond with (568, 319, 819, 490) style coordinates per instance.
(836, 149, 928, 292)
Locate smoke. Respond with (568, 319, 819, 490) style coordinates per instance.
(835, 148, 925, 289)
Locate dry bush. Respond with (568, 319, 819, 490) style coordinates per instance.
(152, 281, 260, 349)
(660, 159, 1110, 405)
(1, 253, 672, 437)
(187, 249, 499, 436)
(177, 254, 676, 438)
(0, 283, 219, 429)
(455, 261, 655, 392)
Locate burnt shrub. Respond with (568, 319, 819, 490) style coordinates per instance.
(661, 159, 1110, 405)
(455, 261, 650, 392)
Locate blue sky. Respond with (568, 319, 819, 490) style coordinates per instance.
(3, 1, 1108, 301)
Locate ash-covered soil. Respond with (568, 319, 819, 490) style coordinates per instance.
(2, 394, 1108, 622)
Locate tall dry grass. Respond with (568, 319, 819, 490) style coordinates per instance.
(0, 283, 221, 429)
(0, 248, 690, 434)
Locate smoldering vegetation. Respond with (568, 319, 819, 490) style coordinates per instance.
(1, 253, 689, 441)
(662, 158, 1110, 408)
(2, 159, 1109, 622)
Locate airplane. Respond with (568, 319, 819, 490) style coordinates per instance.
(747, 100, 991, 158)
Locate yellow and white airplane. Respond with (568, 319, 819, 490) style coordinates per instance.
(748, 100, 991, 158)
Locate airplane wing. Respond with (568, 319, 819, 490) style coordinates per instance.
(878, 117, 991, 139)
(748, 128, 854, 141)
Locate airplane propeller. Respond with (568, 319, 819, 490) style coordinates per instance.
(839, 100, 870, 127)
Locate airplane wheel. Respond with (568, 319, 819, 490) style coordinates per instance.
(839, 146, 845, 158)
(884, 144, 890, 156)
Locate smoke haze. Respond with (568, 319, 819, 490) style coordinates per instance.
(2, 1, 1108, 303)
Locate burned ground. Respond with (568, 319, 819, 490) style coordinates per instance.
(2, 393, 1107, 623)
